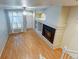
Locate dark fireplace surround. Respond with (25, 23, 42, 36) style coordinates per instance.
(42, 24, 56, 44)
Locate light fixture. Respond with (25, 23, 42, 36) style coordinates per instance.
(23, 7, 32, 16)
(22, 0, 32, 16)
(23, 10, 27, 15)
(23, 7, 27, 15)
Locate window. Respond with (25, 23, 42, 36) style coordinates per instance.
(8, 11, 23, 29)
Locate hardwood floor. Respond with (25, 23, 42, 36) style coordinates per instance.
(1, 29, 62, 59)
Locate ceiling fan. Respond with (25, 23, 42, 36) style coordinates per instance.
(21, 0, 48, 15)
(21, 0, 33, 15)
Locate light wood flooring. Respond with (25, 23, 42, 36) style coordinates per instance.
(1, 29, 63, 59)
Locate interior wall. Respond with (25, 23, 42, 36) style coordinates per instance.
(0, 9, 8, 56)
(44, 6, 62, 28)
(53, 7, 70, 48)
(62, 6, 78, 51)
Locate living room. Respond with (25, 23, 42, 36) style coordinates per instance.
(0, 0, 78, 59)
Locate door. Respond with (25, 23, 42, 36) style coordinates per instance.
(26, 13, 34, 29)
(8, 11, 24, 33)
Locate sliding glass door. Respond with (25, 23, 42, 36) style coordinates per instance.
(8, 11, 24, 33)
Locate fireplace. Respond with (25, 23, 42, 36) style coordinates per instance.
(42, 24, 56, 44)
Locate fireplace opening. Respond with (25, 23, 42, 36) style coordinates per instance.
(42, 24, 56, 44)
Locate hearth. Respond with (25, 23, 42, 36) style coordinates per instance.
(42, 24, 56, 44)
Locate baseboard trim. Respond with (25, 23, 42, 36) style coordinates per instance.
(0, 34, 9, 57)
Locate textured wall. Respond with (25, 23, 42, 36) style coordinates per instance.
(53, 7, 70, 48)
(44, 6, 62, 28)
(0, 9, 8, 56)
(63, 6, 78, 51)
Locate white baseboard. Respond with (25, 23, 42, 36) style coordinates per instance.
(61, 46, 78, 59)
(0, 34, 9, 57)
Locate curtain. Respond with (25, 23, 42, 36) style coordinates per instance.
(8, 10, 26, 33)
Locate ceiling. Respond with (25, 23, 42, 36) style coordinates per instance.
(61, 0, 77, 6)
(0, 0, 77, 8)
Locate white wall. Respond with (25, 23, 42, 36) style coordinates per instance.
(63, 6, 78, 51)
(53, 7, 70, 48)
(0, 9, 8, 56)
(44, 6, 62, 28)
(34, 6, 62, 31)
(35, 6, 63, 48)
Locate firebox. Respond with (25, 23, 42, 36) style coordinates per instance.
(42, 24, 56, 44)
